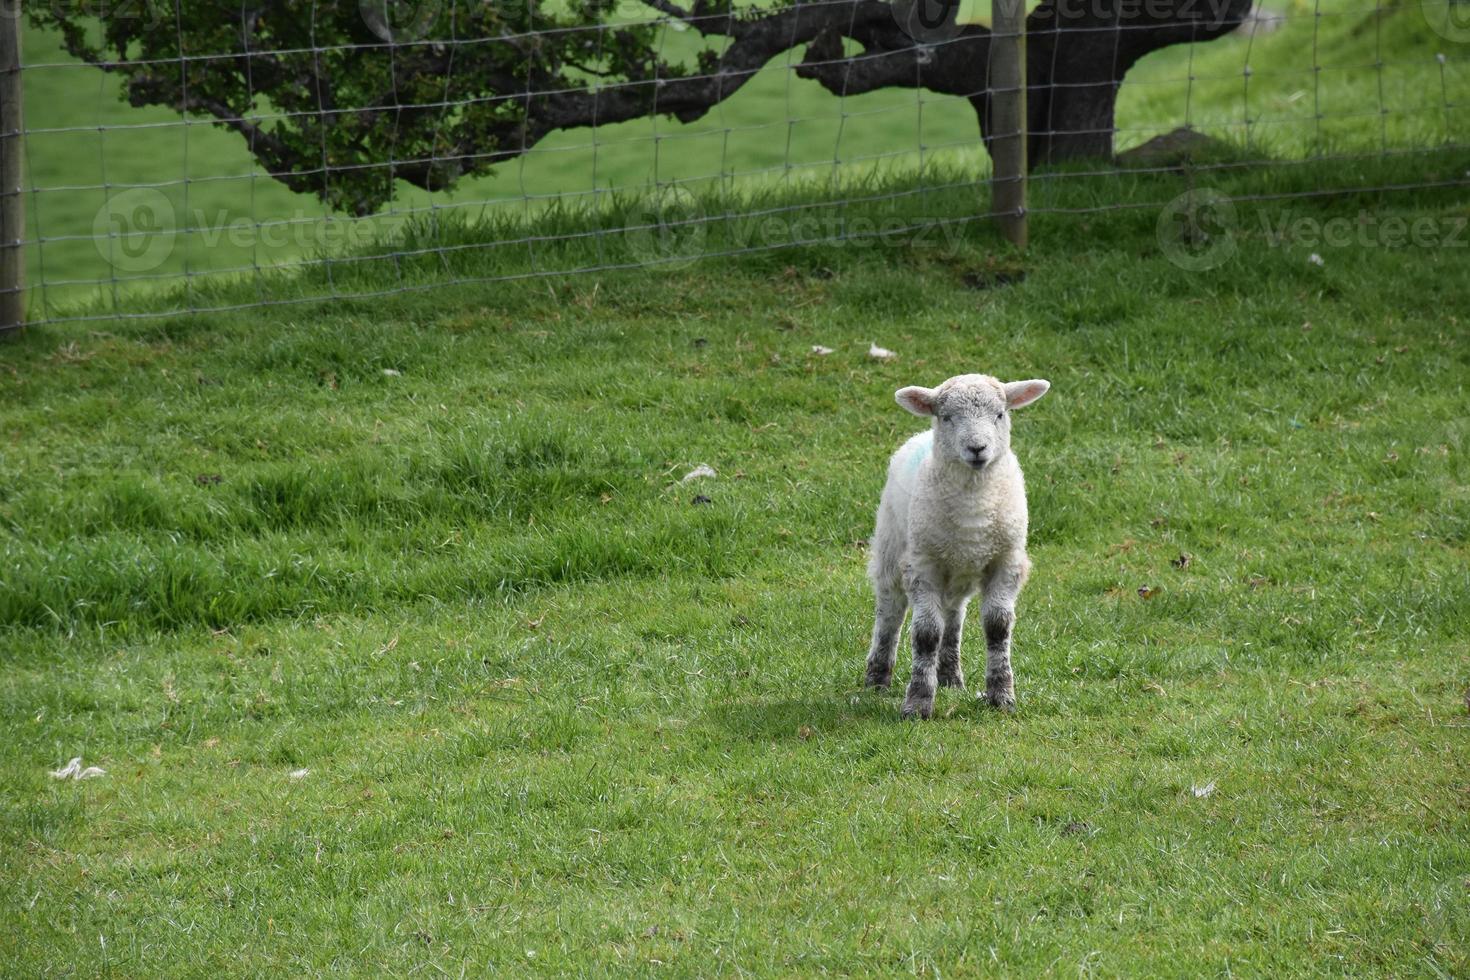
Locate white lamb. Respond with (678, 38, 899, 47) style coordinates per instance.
(865, 373, 1051, 719)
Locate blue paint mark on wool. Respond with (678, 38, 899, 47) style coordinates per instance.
(906, 431, 932, 475)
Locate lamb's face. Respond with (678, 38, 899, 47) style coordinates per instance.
(929, 375, 1009, 470)
(895, 374, 1050, 471)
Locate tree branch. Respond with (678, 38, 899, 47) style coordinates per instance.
(384, 0, 921, 196)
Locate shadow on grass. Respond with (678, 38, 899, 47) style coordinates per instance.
(699, 683, 1009, 741)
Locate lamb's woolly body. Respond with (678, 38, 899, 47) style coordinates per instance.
(870, 429, 1029, 593)
(864, 373, 1049, 719)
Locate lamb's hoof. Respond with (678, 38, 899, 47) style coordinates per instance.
(980, 689, 1016, 712)
(864, 668, 892, 690)
(937, 671, 966, 690)
(901, 687, 935, 720)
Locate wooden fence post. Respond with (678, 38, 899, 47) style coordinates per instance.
(1, 0, 23, 335)
(989, 0, 1027, 249)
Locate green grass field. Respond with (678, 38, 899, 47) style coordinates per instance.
(3, 156, 1469, 972)
(4, 0, 1470, 975)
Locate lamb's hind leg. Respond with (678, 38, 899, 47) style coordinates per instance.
(864, 584, 907, 689)
(936, 598, 969, 689)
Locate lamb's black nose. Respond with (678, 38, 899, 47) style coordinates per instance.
(966, 444, 988, 456)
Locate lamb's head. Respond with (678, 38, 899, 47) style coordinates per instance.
(896, 374, 1050, 470)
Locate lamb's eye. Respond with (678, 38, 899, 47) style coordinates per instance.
(997, 411, 1006, 421)
(940, 414, 953, 423)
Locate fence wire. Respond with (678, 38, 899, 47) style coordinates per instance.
(4, 0, 1468, 326)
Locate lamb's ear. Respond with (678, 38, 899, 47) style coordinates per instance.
(1004, 379, 1050, 409)
(895, 386, 937, 417)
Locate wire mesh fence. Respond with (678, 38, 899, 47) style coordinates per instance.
(2, 0, 1467, 329)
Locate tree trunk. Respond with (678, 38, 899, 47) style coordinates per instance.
(974, 0, 1253, 166)
(1022, 27, 1123, 164)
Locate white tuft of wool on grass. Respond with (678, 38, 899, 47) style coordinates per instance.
(50, 757, 106, 780)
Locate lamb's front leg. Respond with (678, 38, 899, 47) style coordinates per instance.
(901, 568, 945, 720)
(936, 598, 969, 689)
(979, 554, 1031, 711)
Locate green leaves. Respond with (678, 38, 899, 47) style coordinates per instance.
(29, 0, 683, 214)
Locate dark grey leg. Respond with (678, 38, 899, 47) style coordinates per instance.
(936, 600, 968, 689)
(980, 606, 1016, 710)
(979, 556, 1029, 711)
(901, 585, 944, 720)
(865, 586, 907, 689)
